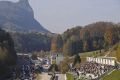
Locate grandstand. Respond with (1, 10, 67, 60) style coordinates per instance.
(74, 57, 118, 80)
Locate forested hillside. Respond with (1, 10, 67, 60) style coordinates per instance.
(10, 32, 52, 53)
(51, 22, 120, 56)
(0, 28, 17, 75)
(0, 28, 17, 65)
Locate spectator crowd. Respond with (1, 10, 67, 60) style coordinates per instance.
(73, 61, 115, 79)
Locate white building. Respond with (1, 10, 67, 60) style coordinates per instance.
(86, 57, 116, 66)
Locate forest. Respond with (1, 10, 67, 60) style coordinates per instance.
(51, 22, 120, 56)
(10, 32, 52, 53)
(0, 28, 17, 76)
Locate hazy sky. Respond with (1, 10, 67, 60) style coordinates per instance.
(1, 0, 120, 33)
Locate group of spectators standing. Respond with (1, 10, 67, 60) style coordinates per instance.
(12, 64, 36, 80)
(73, 61, 115, 79)
(11, 54, 36, 80)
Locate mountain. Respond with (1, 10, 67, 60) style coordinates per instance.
(0, 0, 50, 33)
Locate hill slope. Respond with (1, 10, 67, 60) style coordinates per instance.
(51, 22, 120, 56)
(0, 28, 17, 66)
(10, 32, 52, 53)
(0, 28, 17, 77)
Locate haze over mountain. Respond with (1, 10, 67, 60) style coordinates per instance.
(0, 0, 50, 33)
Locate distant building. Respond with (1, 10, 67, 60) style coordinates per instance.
(86, 57, 116, 66)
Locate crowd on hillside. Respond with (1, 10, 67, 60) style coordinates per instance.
(74, 62, 115, 79)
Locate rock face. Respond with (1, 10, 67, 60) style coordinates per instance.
(0, 0, 50, 33)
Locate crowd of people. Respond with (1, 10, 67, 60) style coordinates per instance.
(11, 54, 37, 80)
(74, 61, 115, 79)
(21, 65, 35, 80)
(12, 64, 36, 80)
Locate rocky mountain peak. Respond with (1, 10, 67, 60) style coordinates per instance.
(17, 0, 34, 16)
(0, 0, 50, 33)
(19, 0, 28, 3)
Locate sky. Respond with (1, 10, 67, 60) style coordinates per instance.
(0, 0, 120, 33)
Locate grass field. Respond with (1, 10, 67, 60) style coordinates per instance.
(79, 50, 103, 57)
(102, 70, 120, 80)
(66, 73, 74, 80)
(79, 51, 95, 57)
(79, 50, 104, 63)
(106, 51, 116, 57)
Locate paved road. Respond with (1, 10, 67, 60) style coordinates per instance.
(37, 73, 66, 80)
(37, 73, 51, 80)
(56, 74, 66, 80)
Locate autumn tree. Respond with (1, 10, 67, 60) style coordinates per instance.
(61, 22, 120, 56)
(63, 39, 72, 56)
(51, 34, 63, 53)
(104, 27, 114, 48)
(59, 57, 70, 73)
(51, 41, 57, 53)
